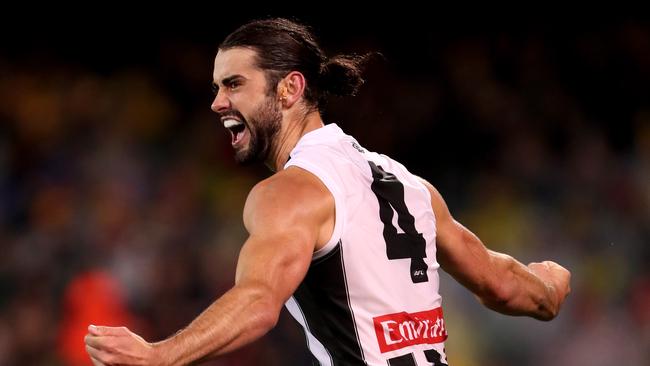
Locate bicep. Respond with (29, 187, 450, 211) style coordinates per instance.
(234, 227, 314, 308)
(234, 172, 331, 310)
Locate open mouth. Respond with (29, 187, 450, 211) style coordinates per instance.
(223, 118, 249, 146)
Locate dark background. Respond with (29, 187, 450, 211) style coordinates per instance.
(1, 11, 648, 365)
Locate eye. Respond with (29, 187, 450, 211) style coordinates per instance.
(228, 80, 241, 90)
(211, 83, 219, 95)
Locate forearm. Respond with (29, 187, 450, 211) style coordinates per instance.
(424, 180, 568, 321)
(154, 283, 279, 365)
(479, 250, 557, 320)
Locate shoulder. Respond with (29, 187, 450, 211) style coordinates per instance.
(416, 176, 438, 203)
(416, 176, 452, 221)
(247, 166, 332, 206)
(243, 166, 334, 230)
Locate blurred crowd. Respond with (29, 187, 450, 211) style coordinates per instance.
(0, 16, 648, 365)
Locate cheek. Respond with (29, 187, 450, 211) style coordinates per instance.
(235, 94, 266, 114)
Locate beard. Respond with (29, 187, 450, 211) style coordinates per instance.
(232, 96, 282, 165)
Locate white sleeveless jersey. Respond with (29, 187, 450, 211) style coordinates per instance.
(283, 124, 448, 366)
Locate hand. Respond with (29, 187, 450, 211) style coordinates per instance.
(528, 261, 571, 311)
(84, 325, 163, 366)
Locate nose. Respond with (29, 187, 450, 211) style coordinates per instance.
(211, 90, 230, 113)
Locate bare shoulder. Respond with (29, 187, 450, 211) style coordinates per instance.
(243, 166, 334, 232)
(416, 176, 451, 220)
(245, 166, 332, 211)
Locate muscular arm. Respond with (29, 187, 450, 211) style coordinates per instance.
(84, 167, 334, 366)
(418, 179, 570, 321)
(160, 168, 333, 364)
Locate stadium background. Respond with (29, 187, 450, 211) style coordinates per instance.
(1, 11, 648, 365)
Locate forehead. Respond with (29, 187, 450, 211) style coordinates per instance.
(213, 47, 262, 81)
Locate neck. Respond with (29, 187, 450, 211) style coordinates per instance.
(265, 110, 324, 172)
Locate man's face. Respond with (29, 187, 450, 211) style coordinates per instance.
(211, 47, 282, 164)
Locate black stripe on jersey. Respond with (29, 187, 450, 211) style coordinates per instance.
(387, 353, 417, 366)
(292, 241, 366, 365)
(292, 300, 333, 366)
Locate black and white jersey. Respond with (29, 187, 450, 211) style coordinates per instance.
(283, 124, 448, 366)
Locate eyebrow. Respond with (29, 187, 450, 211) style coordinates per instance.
(212, 75, 244, 94)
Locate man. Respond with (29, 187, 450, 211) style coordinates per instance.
(84, 18, 571, 365)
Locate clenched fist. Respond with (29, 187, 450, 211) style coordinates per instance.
(84, 325, 164, 366)
(528, 261, 571, 317)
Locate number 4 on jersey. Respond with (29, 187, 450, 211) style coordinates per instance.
(369, 161, 428, 283)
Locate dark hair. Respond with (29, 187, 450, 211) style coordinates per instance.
(219, 18, 368, 111)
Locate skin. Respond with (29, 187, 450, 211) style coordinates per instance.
(84, 47, 571, 366)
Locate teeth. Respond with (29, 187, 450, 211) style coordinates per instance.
(223, 119, 244, 129)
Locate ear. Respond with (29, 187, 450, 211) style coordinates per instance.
(277, 71, 306, 108)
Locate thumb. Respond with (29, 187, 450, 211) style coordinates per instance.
(88, 325, 129, 336)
